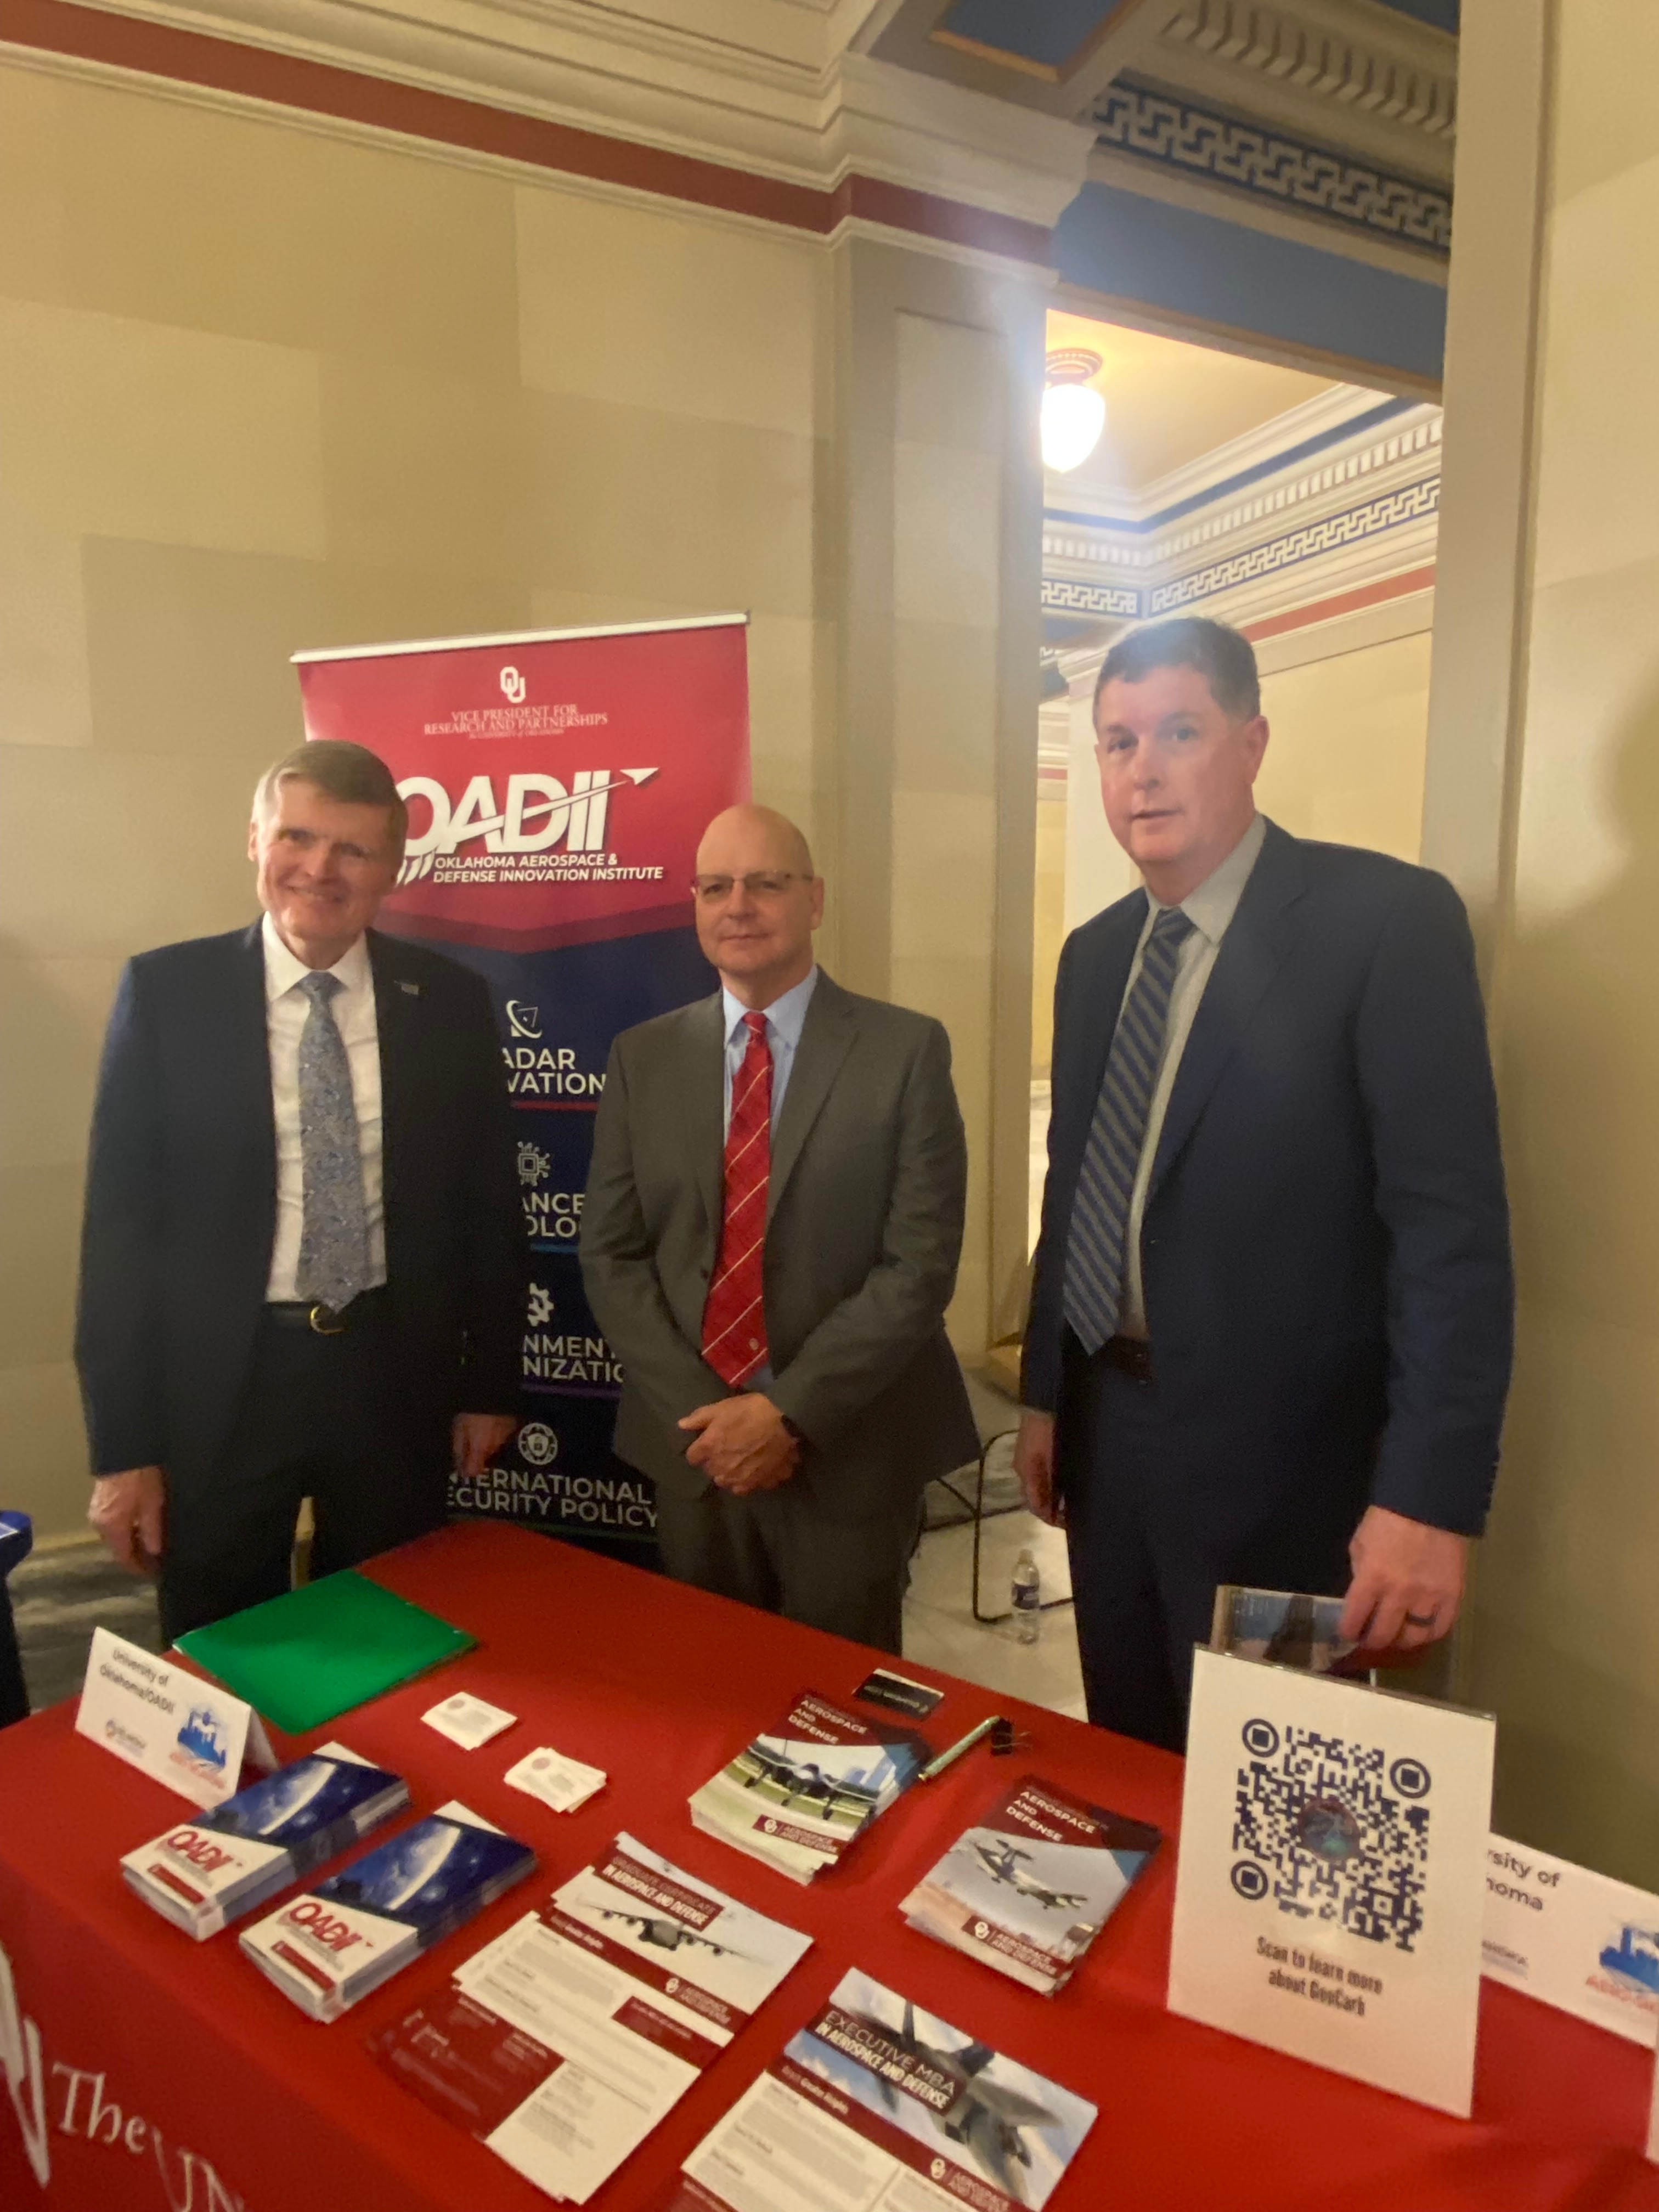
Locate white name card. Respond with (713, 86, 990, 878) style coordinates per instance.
(76, 1628, 274, 1809)
(1483, 1835, 1659, 2049)
(1169, 1647, 1494, 2116)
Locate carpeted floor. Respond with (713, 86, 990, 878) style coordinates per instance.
(9, 1541, 163, 1713)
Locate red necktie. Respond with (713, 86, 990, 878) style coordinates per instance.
(701, 1011, 772, 1388)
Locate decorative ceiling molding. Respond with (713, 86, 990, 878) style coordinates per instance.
(8, 0, 1092, 225)
(1093, 77, 1448, 256)
(1150, 0, 1455, 182)
(1041, 397, 1441, 630)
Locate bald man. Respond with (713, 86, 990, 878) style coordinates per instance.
(580, 806, 978, 1649)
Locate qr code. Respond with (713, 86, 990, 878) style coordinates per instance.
(1230, 1718, 1430, 1951)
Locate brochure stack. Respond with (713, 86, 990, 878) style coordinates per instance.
(690, 1690, 930, 1883)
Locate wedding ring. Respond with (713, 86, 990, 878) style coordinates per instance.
(1403, 1610, 1435, 1628)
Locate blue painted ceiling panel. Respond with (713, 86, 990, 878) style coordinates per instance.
(938, 0, 1127, 70)
(1054, 182, 1446, 385)
(1369, 0, 1458, 30)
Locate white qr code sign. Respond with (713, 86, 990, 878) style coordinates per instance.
(1169, 1648, 1495, 2115)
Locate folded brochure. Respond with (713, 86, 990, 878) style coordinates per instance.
(370, 1832, 812, 2202)
(240, 1801, 534, 2020)
(665, 1967, 1098, 2212)
(689, 1690, 930, 1882)
(900, 1775, 1160, 1994)
(122, 1741, 408, 1939)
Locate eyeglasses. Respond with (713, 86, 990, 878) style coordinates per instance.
(690, 872, 811, 905)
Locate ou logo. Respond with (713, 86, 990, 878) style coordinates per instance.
(518, 1423, 559, 1468)
(973, 1921, 990, 1941)
(930, 2159, 947, 2181)
(1, 1938, 49, 2186)
(500, 665, 527, 703)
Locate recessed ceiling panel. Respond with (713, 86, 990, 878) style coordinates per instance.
(934, 0, 1136, 78)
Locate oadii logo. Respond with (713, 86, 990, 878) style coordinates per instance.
(396, 768, 659, 887)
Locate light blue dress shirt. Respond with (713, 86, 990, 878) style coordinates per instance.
(720, 966, 820, 1137)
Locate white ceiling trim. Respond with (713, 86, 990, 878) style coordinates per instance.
(37, 0, 1093, 221)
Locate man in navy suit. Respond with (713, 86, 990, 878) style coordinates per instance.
(77, 742, 523, 1640)
(1017, 617, 1513, 1750)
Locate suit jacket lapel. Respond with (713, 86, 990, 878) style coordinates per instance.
(682, 994, 727, 1235)
(1146, 823, 1306, 1209)
(767, 973, 856, 1222)
(366, 930, 416, 1226)
(234, 923, 279, 1240)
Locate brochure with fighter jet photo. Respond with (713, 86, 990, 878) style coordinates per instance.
(900, 1776, 1161, 1995)
(121, 1742, 409, 1939)
(663, 1968, 1099, 2212)
(370, 1832, 812, 2203)
(689, 1690, 932, 1883)
(239, 1801, 534, 2021)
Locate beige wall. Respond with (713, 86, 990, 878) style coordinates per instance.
(0, 59, 1042, 1535)
(1427, 0, 1659, 1887)
(1030, 785, 1067, 1079)
(1255, 625, 1431, 862)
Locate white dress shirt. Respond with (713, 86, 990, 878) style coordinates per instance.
(1115, 812, 1267, 1338)
(262, 912, 387, 1301)
(720, 966, 820, 1137)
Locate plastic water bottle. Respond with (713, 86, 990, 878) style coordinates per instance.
(1011, 1548, 1041, 1645)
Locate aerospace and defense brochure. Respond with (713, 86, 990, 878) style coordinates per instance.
(664, 1968, 1099, 2212)
(121, 1744, 408, 1939)
(900, 1776, 1161, 1995)
(370, 1832, 812, 2203)
(1209, 1585, 1357, 1674)
(689, 1691, 931, 1883)
(240, 1801, 534, 2020)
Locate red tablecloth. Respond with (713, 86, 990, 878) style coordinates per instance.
(1, 1522, 1655, 2212)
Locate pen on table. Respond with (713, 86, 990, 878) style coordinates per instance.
(918, 1715, 1006, 1782)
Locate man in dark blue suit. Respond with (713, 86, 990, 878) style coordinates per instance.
(77, 742, 524, 1641)
(1017, 618, 1513, 1751)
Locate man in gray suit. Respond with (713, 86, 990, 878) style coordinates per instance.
(580, 804, 977, 1650)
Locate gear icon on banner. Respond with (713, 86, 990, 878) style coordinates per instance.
(527, 1282, 555, 1328)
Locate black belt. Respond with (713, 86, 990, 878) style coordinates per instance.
(1101, 1334, 1155, 1384)
(263, 1286, 391, 1336)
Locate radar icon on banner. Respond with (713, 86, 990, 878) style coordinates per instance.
(507, 1001, 542, 1039)
(519, 1422, 559, 1468)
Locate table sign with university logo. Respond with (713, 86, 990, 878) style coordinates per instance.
(75, 1628, 275, 1811)
(1167, 1647, 1494, 2115)
(1484, 1834, 1659, 2048)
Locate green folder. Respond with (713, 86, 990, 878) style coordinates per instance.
(176, 1570, 476, 1736)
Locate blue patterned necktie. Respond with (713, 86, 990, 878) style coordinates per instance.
(1063, 905, 1196, 1353)
(295, 972, 370, 1314)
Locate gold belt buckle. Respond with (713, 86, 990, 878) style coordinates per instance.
(308, 1302, 348, 1336)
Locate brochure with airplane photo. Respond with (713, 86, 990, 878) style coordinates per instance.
(371, 1832, 811, 2203)
(901, 1776, 1161, 1994)
(664, 1967, 1098, 2212)
(690, 1690, 931, 1883)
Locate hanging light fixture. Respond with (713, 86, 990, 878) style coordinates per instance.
(1042, 348, 1106, 473)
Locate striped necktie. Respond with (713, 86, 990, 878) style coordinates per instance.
(701, 1010, 772, 1387)
(1063, 905, 1195, 1355)
(295, 970, 371, 1315)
